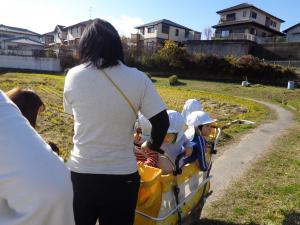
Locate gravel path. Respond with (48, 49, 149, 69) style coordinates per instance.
(204, 100, 294, 206)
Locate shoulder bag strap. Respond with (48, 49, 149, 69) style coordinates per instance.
(101, 69, 138, 120)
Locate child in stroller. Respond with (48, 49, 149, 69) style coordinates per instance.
(158, 110, 193, 174)
(184, 111, 217, 171)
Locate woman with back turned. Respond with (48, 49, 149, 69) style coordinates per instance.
(63, 18, 169, 225)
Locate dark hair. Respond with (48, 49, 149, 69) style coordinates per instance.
(79, 18, 124, 69)
(48, 141, 60, 155)
(6, 88, 45, 128)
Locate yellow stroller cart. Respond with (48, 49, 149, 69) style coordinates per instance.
(134, 127, 221, 225)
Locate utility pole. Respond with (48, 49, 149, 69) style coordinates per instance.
(89, 6, 92, 20)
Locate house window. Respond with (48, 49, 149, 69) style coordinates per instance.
(175, 29, 179, 36)
(185, 30, 190, 38)
(139, 28, 144, 35)
(243, 11, 247, 17)
(273, 21, 277, 28)
(161, 24, 169, 34)
(250, 28, 257, 35)
(221, 30, 229, 37)
(226, 13, 236, 21)
(146, 41, 155, 51)
(251, 11, 257, 19)
(148, 26, 154, 33)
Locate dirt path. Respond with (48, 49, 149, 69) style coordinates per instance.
(203, 100, 294, 210)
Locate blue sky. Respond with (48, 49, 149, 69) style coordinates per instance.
(1, 0, 299, 36)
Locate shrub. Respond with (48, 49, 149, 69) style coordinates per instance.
(158, 40, 188, 70)
(140, 53, 169, 71)
(59, 54, 79, 71)
(169, 75, 179, 86)
(45, 49, 57, 58)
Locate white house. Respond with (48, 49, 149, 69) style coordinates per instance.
(0, 24, 43, 50)
(132, 19, 201, 51)
(41, 31, 54, 45)
(52, 20, 92, 45)
(283, 23, 300, 42)
(212, 3, 285, 42)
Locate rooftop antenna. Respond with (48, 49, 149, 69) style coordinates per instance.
(89, 6, 92, 20)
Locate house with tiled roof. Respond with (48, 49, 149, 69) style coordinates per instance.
(52, 20, 92, 45)
(41, 31, 55, 45)
(0, 24, 43, 50)
(131, 19, 201, 51)
(283, 22, 300, 42)
(212, 3, 285, 42)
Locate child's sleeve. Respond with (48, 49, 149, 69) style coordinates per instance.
(144, 151, 159, 167)
(183, 136, 193, 149)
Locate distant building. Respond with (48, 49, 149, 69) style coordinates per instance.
(47, 20, 92, 56)
(131, 19, 201, 52)
(52, 20, 92, 45)
(283, 23, 300, 42)
(41, 31, 54, 45)
(0, 24, 43, 51)
(212, 3, 285, 42)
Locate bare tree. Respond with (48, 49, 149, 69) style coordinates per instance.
(203, 27, 213, 40)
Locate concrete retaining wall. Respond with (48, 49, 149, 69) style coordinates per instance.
(0, 55, 61, 72)
(185, 40, 256, 57)
(186, 40, 300, 60)
(259, 42, 300, 60)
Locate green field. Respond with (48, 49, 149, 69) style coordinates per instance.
(0, 73, 271, 160)
(153, 77, 300, 121)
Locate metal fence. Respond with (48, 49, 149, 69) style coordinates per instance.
(266, 60, 300, 68)
(213, 33, 256, 42)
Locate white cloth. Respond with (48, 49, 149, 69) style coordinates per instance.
(0, 90, 75, 225)
(64, 62, 166, 174)
(181, 99, 202, 123)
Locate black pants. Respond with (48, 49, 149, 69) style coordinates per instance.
(71, 171, 140, 225)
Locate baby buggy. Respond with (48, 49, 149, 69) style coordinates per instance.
(134, 126, 222, 225)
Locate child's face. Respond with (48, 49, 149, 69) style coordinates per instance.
(164, 133, 177, 144)
(200, 124, 212, 136)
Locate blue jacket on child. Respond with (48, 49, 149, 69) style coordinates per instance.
(184, 134, 208, 171)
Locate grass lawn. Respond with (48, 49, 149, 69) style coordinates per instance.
(153, 77, 300, 121)
(198, 125, 300, 225)
(0, 72, 270, 160)
(146, 77, 300, 225)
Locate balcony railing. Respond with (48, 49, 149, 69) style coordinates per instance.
(130, 33, 144, 43)
(213, 33, 300, 44)
(213, 33, 256, 42)
(219, 17, 236, 23)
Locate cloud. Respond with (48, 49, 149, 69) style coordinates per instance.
(110, 15, 144, 37)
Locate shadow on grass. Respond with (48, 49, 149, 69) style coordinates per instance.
(282, 211, 300, 225)
(193, 219, 259, 225)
